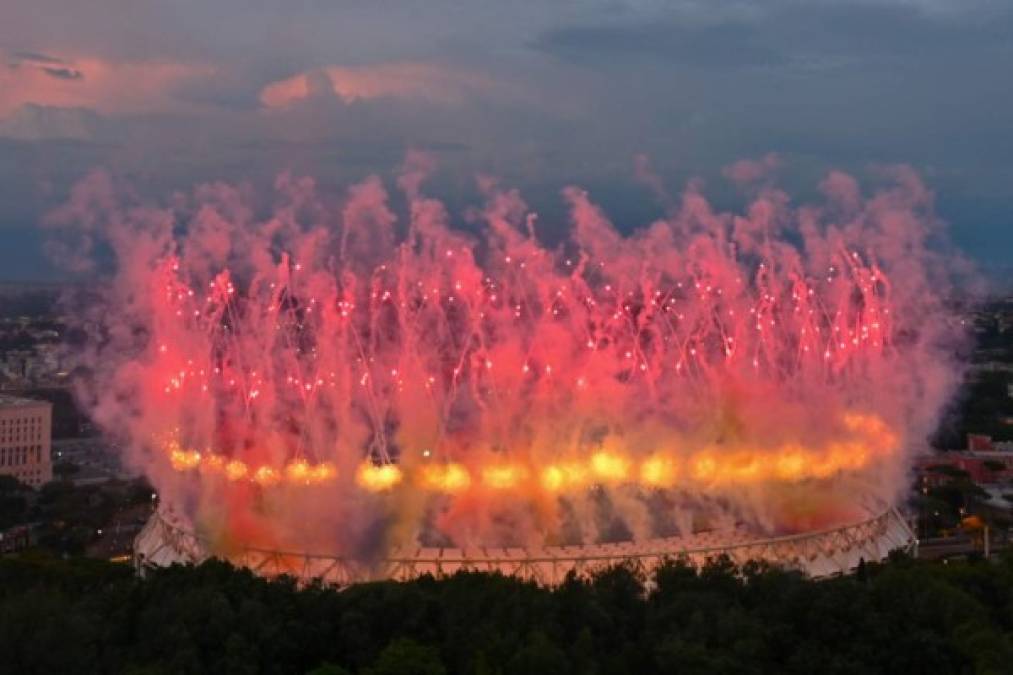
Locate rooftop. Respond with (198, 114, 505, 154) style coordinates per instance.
(0, 395, 51, 409)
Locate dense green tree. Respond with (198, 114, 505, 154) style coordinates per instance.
(1, 550, 1013, 673)
(0, 476, 28, 530)
(306, 664, 353, 675)
(505, 631, 569, 675)
(365, 638, 447, 675)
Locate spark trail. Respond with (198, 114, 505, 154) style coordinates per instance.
(52, 161, 963, 554)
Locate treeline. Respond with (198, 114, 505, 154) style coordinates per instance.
(2, 552, 1013, 674)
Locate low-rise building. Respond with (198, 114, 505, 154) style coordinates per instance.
(915, 450, 1013, 485)
(0, 395, 52, 487)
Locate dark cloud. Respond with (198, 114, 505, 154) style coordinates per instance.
(7, 52, 85, 80)
(0, 1, 1010, 282)
(11, 51, 66, 65)
(533, 2, 1013, 71)
(0, 104, 107, 141)
(532, 21, 786, 69)
(40, 66, 83, 80)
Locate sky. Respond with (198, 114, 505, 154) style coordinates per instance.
(0, 0, 1011, 283)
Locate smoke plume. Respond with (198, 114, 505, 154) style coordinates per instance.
(47, 159, 967, 557)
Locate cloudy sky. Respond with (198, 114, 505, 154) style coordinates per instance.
(1, 0, 1011, 282)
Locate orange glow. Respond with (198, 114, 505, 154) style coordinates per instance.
(541, 461, 589, 492)
(419, 463, 471, 493)
(169, 443, 201, 471)
(690, 453, 718, 482)
(482, 464, 527, 490)
(309, 463, 338, 483)
(590, 451, 630, 483)
(225, 460, 249, 482)
(640, 454, 677, 487)
(541, 466, 565, 491)
(286, 459, 311, 483)
(160, 411, 900, 494)
(356, 463, 403, 492)
(774, 447, 807, 481)
(253, 465, 280, 486)
(726, 452, 763, 482)
(200, 453, 225, 475)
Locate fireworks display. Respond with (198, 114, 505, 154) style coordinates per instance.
(56, 159, 962, 556)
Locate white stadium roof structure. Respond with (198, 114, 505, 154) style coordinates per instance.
(134, 502, 916, 585)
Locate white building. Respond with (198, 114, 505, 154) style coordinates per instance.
(0, 395, 52, 487)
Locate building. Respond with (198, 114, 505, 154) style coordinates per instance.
(913, 434, 1013, 488)
(0, 524, 35, 553)
(915, 451, 1013, 486)
(0, 395, 52, 487)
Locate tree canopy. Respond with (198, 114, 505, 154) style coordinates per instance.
(1, 551, 1012, 674)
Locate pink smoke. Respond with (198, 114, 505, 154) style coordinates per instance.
(47, 158, 967, 555)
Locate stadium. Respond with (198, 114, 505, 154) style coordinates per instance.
(133, 406, 917, 584)
(134, 499, 916, 584)
(93, 170, 950, 589)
